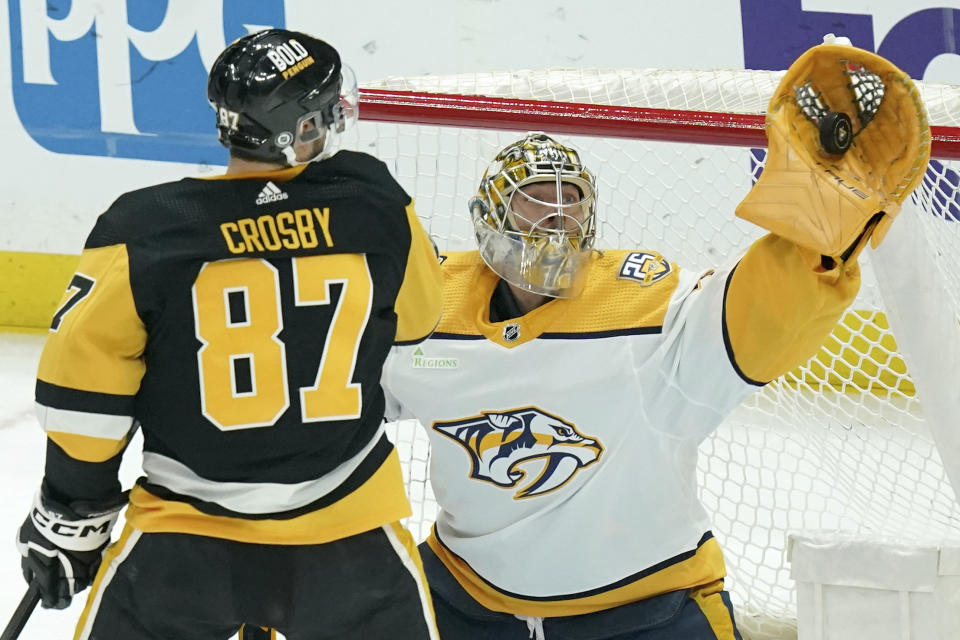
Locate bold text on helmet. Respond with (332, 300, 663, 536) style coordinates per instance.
(266, 39, 310, 74)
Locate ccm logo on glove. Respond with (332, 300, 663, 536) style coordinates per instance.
(31, 508, 113, 539)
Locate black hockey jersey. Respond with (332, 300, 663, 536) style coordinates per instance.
(36, 152, 442, 544)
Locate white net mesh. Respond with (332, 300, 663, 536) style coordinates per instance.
(352, 68, 960, 640)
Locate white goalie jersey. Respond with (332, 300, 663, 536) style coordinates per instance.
(382, 239, 860, 617)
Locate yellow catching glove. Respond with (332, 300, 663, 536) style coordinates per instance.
(736, 41, 931, 261)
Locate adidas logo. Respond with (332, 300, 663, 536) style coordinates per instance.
(256, 181, 288, 205)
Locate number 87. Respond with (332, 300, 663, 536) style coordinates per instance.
(192, 254, 372, 430)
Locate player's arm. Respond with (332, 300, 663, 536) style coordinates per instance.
(36, 240, 146, 481)
(18, 227, 147, 608)
(726, 41, 930, 384)
(394, 201, 443, 344)
(646, 42, 930, 438)
(722, 236, 859, 384)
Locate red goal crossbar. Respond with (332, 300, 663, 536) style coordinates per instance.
(358, 88, 960, 160)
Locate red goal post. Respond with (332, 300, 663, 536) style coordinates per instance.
(352, 67, 960, 640)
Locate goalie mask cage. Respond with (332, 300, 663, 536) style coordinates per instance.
(347, 68, 960, 640)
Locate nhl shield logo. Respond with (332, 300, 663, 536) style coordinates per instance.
(503, 323, 521, 342)
(432, 407, 603, 498)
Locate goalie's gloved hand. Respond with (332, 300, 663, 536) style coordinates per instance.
(736, 38, 931, 262)
(16, 482, 126, 609)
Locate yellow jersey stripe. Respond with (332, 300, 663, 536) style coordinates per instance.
(45, 430, 129, 463)
(75, 525, 143, 640)
(384, 522, 440, 639)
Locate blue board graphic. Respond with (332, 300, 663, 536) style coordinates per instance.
(8, 0, 285, 164)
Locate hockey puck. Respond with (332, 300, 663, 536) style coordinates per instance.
(819, 112, 853, 155)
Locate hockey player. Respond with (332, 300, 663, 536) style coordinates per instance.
(15, 30, 441, 639)
(380, 43, 930, 639)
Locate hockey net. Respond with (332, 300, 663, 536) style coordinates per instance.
(346, 68, 960, 640)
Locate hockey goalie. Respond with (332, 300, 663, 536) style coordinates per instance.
(378, 41, 931, 640)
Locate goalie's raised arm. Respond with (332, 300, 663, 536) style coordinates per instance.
(720, 41, 932, 385)
(736, 41, 931, 262)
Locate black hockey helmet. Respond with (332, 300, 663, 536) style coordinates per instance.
(207, 29, 358, 165)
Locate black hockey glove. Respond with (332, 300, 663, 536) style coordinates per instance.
(16, 482, 126, 609)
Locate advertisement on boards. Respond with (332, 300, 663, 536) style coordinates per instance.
(7, 1, 956, 166)
(0, 0, 956, 319)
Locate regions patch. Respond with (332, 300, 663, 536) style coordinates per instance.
(411, 346, 458, 370)
(617, 252, 672, 286)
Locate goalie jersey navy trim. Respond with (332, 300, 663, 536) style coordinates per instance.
(539, 327, 662, 339)
(431, 327, 663, 340)
(722, 263, 770, 388)
(425, 527, 727, 617)
(434, 529, 716, 601)
(430, 329, 665, 340)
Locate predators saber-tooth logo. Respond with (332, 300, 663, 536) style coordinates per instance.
(432, 408, 603, 498)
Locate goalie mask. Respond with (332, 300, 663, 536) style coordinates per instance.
(207, 29, 358, 166)
(469, 133, 598, 298)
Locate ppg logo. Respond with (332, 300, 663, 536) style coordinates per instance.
(9, 0, 286, 164)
